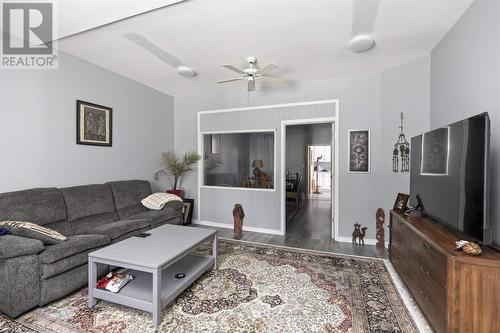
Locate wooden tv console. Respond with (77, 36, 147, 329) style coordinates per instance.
(389, 210, 500, 333)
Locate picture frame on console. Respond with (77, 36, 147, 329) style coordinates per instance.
(76, 100, 113, 147)
(393, 193, 410, 212)
(182, 198, 194, 225)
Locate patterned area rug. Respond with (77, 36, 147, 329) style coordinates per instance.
(1, 239, 419, 333)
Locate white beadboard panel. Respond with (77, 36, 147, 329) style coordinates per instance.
(200, 102, 336, 133)
(200, 187, 278, 230)
(198, 101, 337, 232)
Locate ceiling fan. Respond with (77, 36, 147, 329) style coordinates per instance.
(217, 56, 284, 92)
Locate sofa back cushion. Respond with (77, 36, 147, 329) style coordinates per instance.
(0, 188, 71, 234)
(60, 184, 118, 233)
(107, 180, 152, 219)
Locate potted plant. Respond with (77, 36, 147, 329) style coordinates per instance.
(154, 151, 201, 198)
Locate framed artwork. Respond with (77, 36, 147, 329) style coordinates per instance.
(393, 193, 410, 212)
(76, 100, 112, 146)
(348, 129, 370, 173)
(182, 198, 194, 225)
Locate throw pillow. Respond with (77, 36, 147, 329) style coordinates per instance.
(141, 192, 182, 210)
(0, 221, 67, 245)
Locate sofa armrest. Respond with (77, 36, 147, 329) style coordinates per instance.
(162, 200, 183, 211)
(0, 235, 44, 259)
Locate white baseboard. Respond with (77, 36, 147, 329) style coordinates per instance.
(193, 220, 387, 247)
(192, 219, 285, 236)
(336, 236, 389, 248)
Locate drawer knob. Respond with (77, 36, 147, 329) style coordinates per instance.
(422, 242, 431, 252)
(420, 266, 431, 278)
(420, 290, 430, 302)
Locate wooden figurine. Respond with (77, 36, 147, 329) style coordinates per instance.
(233, 204, 245, 234)
(352, 223, 367, 245)
(376, 208, 385, 248)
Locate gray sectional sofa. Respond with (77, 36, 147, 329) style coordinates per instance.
(0, 180, 182, 317)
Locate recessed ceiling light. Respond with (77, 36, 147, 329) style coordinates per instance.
(177, 66, 197, 77)
(348, 34, 375, 53)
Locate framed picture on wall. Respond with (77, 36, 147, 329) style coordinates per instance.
(76, 100, 112, 146)
(348, 129, 370, 173)
(182, 198, 194, 225)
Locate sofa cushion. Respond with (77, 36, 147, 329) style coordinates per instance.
(0, 221, 66, 245)
(39, 234, 110, 264)
(84, 219, 149, 240)
(128, 209, 181, 228)
(107, 180, 152, 219)
(69, 212, 119, 235)
(0, 235, 44, 259)
(0, 188, 67, 226)
(41, 248, 97, 279)
(60, 184, 116, 222)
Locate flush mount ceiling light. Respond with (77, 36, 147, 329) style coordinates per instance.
(349, 34, 376, 52)
(176, 66, 197, 77)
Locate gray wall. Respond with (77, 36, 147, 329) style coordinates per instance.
(175, 60, 430, 239)
(0, 51, 174, 193)
(430, 0, 500, 246)
(380, 55, 431, 221)
(199, 102, 335, 232)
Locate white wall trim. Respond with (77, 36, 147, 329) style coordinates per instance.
(199, 99, 339, 115)
(280, 104, 339, 241)
(336, 236, 389, 248)
(192, 219, 285, 236)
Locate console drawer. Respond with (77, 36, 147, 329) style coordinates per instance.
(391, 215, 413, 248)
(391, 245, 447, 333)
(410, 235, 448, 287)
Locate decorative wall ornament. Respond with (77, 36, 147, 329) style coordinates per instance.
(392, 112, 410, 172)
(376, 208, 385, 248)
(348, 129, 370, 173)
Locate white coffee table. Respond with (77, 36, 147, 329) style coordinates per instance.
(87, 224, 217, 326)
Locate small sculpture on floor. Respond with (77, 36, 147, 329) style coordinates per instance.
(376, 208, 385, 248)
(352, 223, 367, 245)
(233, 203, 245, 234)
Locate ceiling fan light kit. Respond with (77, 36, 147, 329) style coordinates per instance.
(217, 56, 284, 92)
(176, 66, 197, 77)
(349, 34, 376, 52)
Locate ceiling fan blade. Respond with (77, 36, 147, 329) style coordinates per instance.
(217, 78, 243, 83)
(261, 75, 286, 82)
(352, 0, 381, 36)
(248, 79, 255, 92)
(124, 32, 183, 68)
(222, 65, 245, 74)
(255, 64, 278, 75)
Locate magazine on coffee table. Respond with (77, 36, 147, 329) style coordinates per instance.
(96, 269, 134, 293)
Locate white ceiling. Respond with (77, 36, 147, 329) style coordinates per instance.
(57, 0, 474, 96)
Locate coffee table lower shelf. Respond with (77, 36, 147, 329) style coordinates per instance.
(90, 254, 215, 322)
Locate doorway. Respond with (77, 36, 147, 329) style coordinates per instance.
(283, 121, 336, 241)
(307, 145, 332, 201)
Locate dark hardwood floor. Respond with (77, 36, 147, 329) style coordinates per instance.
(193, 198, 388, 259)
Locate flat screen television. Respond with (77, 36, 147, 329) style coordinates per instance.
(410, 112, 491, 245)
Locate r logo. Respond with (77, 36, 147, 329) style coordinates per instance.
(2, 2, 53, 55)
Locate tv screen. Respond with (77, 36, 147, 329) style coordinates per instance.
(410, 113, 491, 244)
